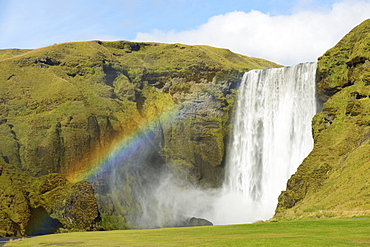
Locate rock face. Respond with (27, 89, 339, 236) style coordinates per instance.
(0, 161, 100, 237)
(160, 80, 236, 187)
(0, 41, 279, 233)
(275, 19, 370, 219)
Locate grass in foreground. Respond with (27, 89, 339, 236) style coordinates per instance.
(4, 217, 370, 247)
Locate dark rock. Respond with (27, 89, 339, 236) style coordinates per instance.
(32, 57, 60, 66)
(346, 56, 366, 67)
(6, 74, 15, 81)
(103, 65, 119, 87)
(186, 217, 213, 227)
(25, 207, 63, 236)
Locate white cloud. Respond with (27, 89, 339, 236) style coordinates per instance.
(135, 0, 370, 65)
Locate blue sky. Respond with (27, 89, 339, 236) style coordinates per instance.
(0, 0, 369, 65)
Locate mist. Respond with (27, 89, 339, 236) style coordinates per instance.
(107, 160, 264, 228)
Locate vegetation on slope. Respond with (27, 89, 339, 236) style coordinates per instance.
(0, 160, 100, 237)
(0, 41, 279, 234)
(0, 40, 278, 177)
(275, 19, 370, 219)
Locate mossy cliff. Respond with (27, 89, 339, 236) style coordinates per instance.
(0, 160, 100, 237)
(275, 19, 370, 219)
(0, 41, 279, 232)
(0, 41, 278, 179)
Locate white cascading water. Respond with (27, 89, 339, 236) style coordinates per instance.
(210, 62, 317, 224)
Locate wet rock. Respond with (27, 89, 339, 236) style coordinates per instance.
(186, 217, 213, 227)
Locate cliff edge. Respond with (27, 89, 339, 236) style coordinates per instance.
(275, 19, 370, 219)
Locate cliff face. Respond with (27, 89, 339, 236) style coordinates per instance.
(0, 41, 278, 180)
(275, 19, 370, 219)
(0, 41, 279, 233)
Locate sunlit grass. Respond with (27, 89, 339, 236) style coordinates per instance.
(5, 218, 370, 247)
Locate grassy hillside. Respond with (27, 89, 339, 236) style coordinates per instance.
(275, 19, 370, 219)
(0, 40, 279, 177)
(0, 40, 280, 234)
(0, 49, 33, 61)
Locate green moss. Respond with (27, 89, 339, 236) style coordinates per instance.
(0, 49, 33, 61)
(0, 40, 278, 179)
(276, 19, 370, 220)
(100, 214, 129, 231)
(317, 19, 370, 100)
(0, 161, 101, 236)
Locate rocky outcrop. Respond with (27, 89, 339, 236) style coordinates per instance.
(186, 217, 213, 227)
(0, 161, 101, 237)
(159, 74, 239, 188)
(275, 19, 370, 219)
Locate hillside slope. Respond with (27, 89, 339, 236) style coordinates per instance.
(0, 41, 279, 234)
(275, 19, 370, 219)
(0, 41, 278, 179)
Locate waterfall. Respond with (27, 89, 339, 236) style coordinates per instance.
(211, 62, 317, 224)
(102, 62, 318, 228)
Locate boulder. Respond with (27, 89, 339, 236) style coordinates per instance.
(0, 161, 101, 236)
(187, 217, 213, 227)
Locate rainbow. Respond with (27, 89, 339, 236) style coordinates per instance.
(66, 106, 178, 183)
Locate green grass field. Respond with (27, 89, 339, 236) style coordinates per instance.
(4, 217, 370, 247)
